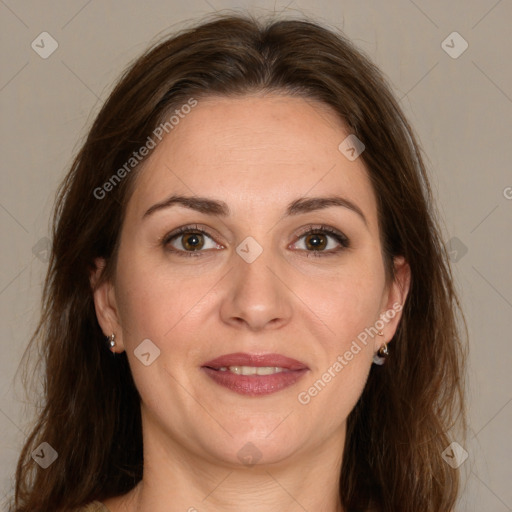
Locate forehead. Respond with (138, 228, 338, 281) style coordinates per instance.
(126, 94, 378, 229)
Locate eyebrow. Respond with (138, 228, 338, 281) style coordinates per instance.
(143, 194, 367, 226)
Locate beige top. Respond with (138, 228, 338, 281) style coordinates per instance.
(75, 502, 110, 512)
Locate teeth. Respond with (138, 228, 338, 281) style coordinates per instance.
(218, 366, 287, 375)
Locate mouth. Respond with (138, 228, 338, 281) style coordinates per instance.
(201, 352, 309, 396)
(202, 352, 309, 370)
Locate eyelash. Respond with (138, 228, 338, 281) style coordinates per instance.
(161, 224, 350, 258)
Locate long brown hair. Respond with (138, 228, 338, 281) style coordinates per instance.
(12, 12, 467, 512)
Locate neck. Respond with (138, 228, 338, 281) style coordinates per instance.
(110, 417, 347, 512)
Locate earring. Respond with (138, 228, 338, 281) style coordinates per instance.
(108, 333, 116, 349)
(372, 343, 388, 365)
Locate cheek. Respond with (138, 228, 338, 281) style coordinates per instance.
(306, 260, 386, 341)
(297, 277, 380, 425)
(114, 248, 220, 347)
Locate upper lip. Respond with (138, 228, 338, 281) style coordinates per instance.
(202, 352, 309, 371)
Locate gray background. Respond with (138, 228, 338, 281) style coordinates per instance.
(1, 0, 511, 510)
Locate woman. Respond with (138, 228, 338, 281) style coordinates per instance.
(12, 12, 467, 512)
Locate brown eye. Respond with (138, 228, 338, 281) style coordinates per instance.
(304, 233, 328, 251)
(293, 226, 349, 254)
(181, 232, 205, 251)
(163, 225, 223, 257)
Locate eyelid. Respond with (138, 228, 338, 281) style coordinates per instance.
(293, 224, 349, 245)
(161, 224, 224, 252)
(290, 224, 350, 255)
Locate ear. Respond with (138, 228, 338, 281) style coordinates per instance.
(376, 255, 411, 348)
(90, 257, 125, 352)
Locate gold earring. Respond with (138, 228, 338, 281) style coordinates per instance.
(108, 333, 116, 348)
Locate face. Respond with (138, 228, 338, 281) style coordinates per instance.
(93, 94, 409, 469)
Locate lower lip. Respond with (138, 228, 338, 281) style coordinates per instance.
(201, 367, 308, 396)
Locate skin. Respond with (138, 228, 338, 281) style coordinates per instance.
(92, 93, 410, 512)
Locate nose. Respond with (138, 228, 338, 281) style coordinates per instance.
(219, 246, 293, 332)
